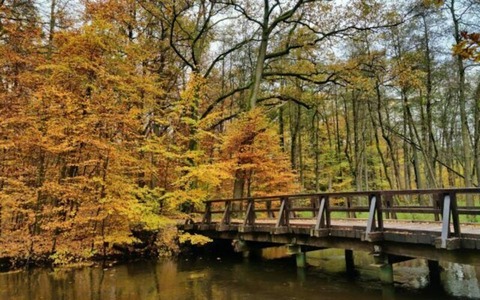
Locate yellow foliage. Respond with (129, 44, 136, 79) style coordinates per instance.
(178, 232, 212, 246)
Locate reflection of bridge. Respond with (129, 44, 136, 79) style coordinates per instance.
(180, 188, 480, 285)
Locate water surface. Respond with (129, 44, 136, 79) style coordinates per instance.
(0, 249, 478, 299)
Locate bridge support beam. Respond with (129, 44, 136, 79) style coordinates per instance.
(296, 252, 306, 268)
(427, 260, 441, 287)
(287, 245, 307, 268)
(378, 263, 394, 284)
(373, 246, 394, 284)
(232, 239, 252, 259)
(345, 249, 355, 276)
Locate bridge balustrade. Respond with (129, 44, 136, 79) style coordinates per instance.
(193, 188, 480, 249)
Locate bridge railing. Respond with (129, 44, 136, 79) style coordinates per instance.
(195, 188, 480, 249)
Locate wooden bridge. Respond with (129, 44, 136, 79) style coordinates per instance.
(180, 188, 480, 284)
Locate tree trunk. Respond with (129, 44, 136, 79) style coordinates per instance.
(298, 110, 304, 189)
(422, 12, 439, 188)
(233, 171, 245, 199)
(290, 103, 300, 170)
(313, 110, 320, 192)
(248, 1, 269, 109)
(47, 0, 56, 59)
(450, 0, 473, 204)
(279, 105, 285, 151)
(475, 81, 480, 186)
(369, 85, 393, 189)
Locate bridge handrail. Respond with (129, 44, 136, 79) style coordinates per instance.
(204, 188, 480, 203)
(195, 188, 480, 250)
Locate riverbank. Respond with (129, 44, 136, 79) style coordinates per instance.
(0, 226, 186, 272)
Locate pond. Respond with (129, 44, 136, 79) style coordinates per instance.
(1, 248, 479, 299)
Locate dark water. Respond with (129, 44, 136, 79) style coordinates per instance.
(0, 249, 479, 300)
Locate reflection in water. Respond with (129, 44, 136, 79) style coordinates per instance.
(0, 251, 479, 300)
(442, 264, 480, 298)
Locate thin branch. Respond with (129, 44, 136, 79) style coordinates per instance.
(265, 44, 303, 60)
(263, 71, 337, 86)
(200, 82, 253, 119)
(257, 95, 311, 109)
(204, 39, 251, 78)
(218, 0, 263, 27)
(169, 6, 195, 71)
(208, 113, 240, 130)
(382, 124, 475, 185)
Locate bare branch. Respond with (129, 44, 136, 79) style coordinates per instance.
(257, 95, 311, 109)
(204, 39, 251, 78)
(200, 82, 253, 119)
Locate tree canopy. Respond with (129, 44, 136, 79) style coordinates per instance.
(1, 0, 480, 264)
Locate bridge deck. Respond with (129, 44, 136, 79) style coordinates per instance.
(209, 218, 480, 235)
(181, 189, 480, 265)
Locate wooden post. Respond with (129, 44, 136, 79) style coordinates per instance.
(243, 198, 255, 226)
(311, 196, 329, 237)
(221, 201, 232, 225)
(450, 192, 460, 237)
(366, 195, 377, 234)
(384, 194, 392, 219)
(311, 196, 318, 217)
(379, 263, 394, 284)
(440, 193, 451, 249)
(427, 260, 441, 287)
(365, 193, 383, 242)
(325, 196, 331, 227)
(288, 245, 306, 268)
(345, 249, 355, 276)
(377, 193, 384, 230)
(202, 202, 212, 224)
(314, 196, 326, 230)
(346, 196, 354, 218)
(296, 252, 306, 268)
(266, 200, 274, 218)
(276, 197, 290, 228)
(433, 193, 441, 221)
(373, 247, 393, 285)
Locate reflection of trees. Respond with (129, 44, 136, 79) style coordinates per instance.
(1, 259, 479, 299)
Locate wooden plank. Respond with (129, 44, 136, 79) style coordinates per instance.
(221, 201, 232, 225)
(458, 209, 480, 215)
(461, 239, 476, 249)
(362, 232, 383, 242)
(239, 225, 254, 233)
(275, 197, 288, 228)
(325, 196, 331, 227)
(216, 224, 234, 232)
(382, 208, 441, 213)
(310, 228, 329, 237)
(202, 202, 212, 224)
(314, 196, 326, 230)
(311, 196, 318, 217)
(435, 237, 461, 250)
(450, 193, 461, 237)
(243, 199, 255, 226)
(205, 188, 480, 203)
(288, 208, 317, 212)
(440, 194, 451, 249)
(271, 226, 289, 235)
(376, 193, 384, 230)
(329, 207, 370, 212)
(366, 195, 377, 234)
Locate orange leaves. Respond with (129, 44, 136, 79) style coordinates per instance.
(221, 108, 299, 196)
(454, 31, 480, 62)
(422, 0, 444, 8)
(0, 6, 171, 262)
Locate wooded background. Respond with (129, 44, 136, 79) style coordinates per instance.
(0, 0, 479, 263)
